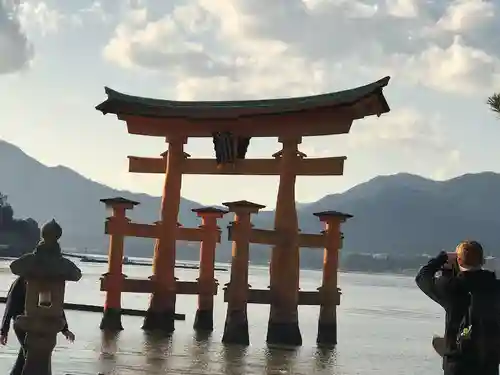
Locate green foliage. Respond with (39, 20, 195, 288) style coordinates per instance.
(0, 192, 40, 254)
(487, 93, 500, 115)
(0, 192, 7, 207)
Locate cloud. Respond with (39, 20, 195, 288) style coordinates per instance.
(18, 1, 105, 35)
(349, 107, 448, 151)
(341, 107, 465, 181)
(18, 1, 66, 35)
(386, 0, 419, 18)
(0, 0, 105, 75)
(393, 36, 500, 95)
(282, 106, 455, 167)
(1, 0, 132, 76)
(0, 0, 33, 74)
(103, 1, 332, 100)
(432, 149, 462, 180)
(103, 0, 500, 100)
(436, 0, 495, 33)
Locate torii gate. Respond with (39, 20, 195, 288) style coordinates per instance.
(95, 76, 391, 346)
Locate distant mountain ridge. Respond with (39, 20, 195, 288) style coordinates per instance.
(2, 139, 500, 269)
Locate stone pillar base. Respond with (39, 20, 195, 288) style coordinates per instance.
(222, 310, 249, 346)
(316, 321, 337, 347)
(266, 320, 302, 346)
(193, 309, 214, 332)
(142, 309, 175, 334)
(99, 308, 123, 331)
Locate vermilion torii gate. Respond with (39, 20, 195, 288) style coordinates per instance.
(95, 76, 391, 346)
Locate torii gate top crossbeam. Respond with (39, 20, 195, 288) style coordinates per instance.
(95, 77, 391, 138)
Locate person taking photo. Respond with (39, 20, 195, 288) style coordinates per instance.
(416, 240, 500, 375)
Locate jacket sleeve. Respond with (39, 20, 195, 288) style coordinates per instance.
(1, 277, 23, 336)
(415, 251, 450, 308)
(61, 310, 69, 333)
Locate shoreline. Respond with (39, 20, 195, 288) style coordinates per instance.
(0, 256, 418, 277)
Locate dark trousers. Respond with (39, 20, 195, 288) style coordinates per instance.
(10, 328, 26, 375)
(444, 359, 499, 375)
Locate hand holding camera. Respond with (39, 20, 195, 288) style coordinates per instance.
(443, 252, 457, 270)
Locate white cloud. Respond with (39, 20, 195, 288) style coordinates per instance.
(348, 107, 447, 150)
(103, 1, 335, 100)
(398, 36, 500, 94)
(386, 0, 419, 18)
(0, 0, 118, 75)
(96, 0, 500, 173)
(103, 0, 500, 100)
(291, 106, 462, 184)
(18, 1, 65, 35)
(78, 1, 111, 24)
(0, 0, 33, 74)
(436, 0, 495, 32)
(432, 149, 462, 180)
(19, 1, 115, 34)
(342, 107, 463, 181)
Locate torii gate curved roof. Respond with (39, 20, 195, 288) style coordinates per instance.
(95, 76, 391, 138)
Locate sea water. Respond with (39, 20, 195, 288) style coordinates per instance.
(0, 260, 443, 374)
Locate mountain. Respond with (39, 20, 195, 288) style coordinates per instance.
(298, 172, 500, 257)
(2, 139, 500, 269)
(0, 140, 205, 259)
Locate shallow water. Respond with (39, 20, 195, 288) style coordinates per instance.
(0, 260, 444, 374)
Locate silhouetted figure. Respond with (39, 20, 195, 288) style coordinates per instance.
(416, 241, 500, 375)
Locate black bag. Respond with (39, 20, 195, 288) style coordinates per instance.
(456, 290, 500, 363)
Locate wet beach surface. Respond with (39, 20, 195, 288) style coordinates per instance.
(0, 261, 444, 374)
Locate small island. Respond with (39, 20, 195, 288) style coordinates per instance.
(0, 193, 40, 257)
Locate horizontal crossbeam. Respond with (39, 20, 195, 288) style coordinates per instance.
(104, 221, 220, 242)
(121, 111, 356, 138)
(100, 277, 218, 295)
(222, 288, 340, 305)
(128, 156, 346, 176)
(228, 227, 326, 248)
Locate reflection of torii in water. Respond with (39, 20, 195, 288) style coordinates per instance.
(212, 132, 251, 167)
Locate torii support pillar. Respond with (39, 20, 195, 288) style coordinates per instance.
(267, 136, 302, 347)
(192, 207, 227, 332)
(99, 197, 139, 331)
(313, 210, 352, 347)
(143, 136, 187, 334)
(222, 200, 264, 346)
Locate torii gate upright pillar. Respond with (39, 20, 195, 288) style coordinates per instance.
(143, 136, 187, 334)
(267, 136, 302, 346)
(314, 210, 352, 346)
(192, 207, 227, 332)
(222, 200, 264, 345)
(99, 197, 139, 332)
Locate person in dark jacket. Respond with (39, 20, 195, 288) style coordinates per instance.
(0, 219, 76, 375)
(416, 240, 499, 375)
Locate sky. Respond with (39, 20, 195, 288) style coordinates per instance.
(0, 0, 499, 208)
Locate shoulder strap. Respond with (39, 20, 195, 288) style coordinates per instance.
(466, 292, 473, 325)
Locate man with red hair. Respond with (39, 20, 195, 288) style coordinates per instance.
(416, 241, 500, 375)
